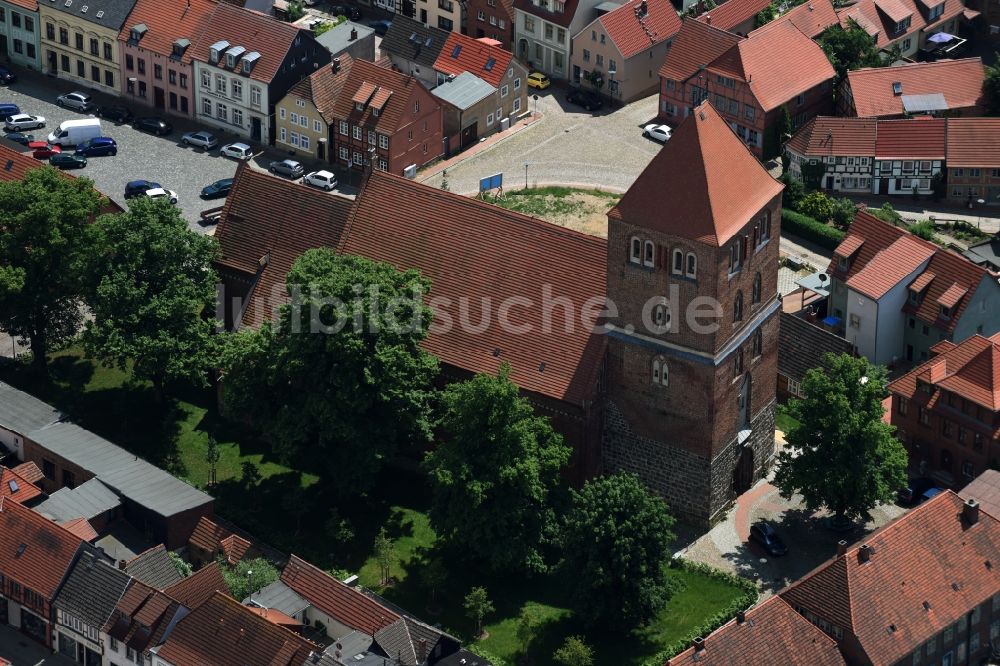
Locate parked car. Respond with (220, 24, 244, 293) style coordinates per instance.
(269, 159, 304, 179)
(124, 179, 162, 199)
(749, 521, 788, 557)
(182, 131, 218, 150)
(50, 153, 87, 169)
(144, 187, 178, 204)
(200, 178, 234, 199)
(527, 72, 550, 89)
(0, 66, 16, 85)
(220, 142, 254, 160)
(566, 89, 603, 111)
(97, 105, 134, 124)
(56, 91, 94, 112)
(303, 170, 338, 191)
(74, 137, 118, 157)
(330, 4, 362, 18)
(368, 19, 391, 35)
(4, 113, 44, 131)
(643, 123, 672, 143)
(133, 117, 173, 136)
(897, 477, 935, 505)
(0, 103, 20, 117)
(5, 132, 34, 145)
(921, 487, 945, 503)
(28, 141, 61, 159)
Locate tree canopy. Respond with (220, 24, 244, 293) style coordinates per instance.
(80, 197, 219, 398)
(560, 472, 676, 631)
(425, 363, 571, 574)
(220, 249, 439, 492)
(984, 54, 1000, 116)
(773, 353, 908, 523)
(222, 557, 279, 601)
(817, 21, 897, 80)
(0, 167, 104, 371)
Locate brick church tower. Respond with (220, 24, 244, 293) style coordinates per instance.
(603, 102, 784, 526)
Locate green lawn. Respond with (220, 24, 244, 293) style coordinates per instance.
(2, 350, 752, 665)
(775, 406, 800, 434)
(490, 186, 620, 219)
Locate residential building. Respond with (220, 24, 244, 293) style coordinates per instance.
(38, 0, 137, 94)
(419, 0, 464, 33)
(836, 0, 975, 60)
(162, 562, 228, 610)
(274, 56, 354, 162)
(660, 18, 835, 157)
(781, 491, 1000, 666)
(777, 311, 854, 401)
(379, 15, 448, 91)
(785, 116, 877, 193)
(697, 0, 773, 35)
(103, 580, 186, 665)
(514, 0, 605, 78)
(603, 100, 783, 525)
(123, 544, 184, 590)
(116, 0, 216, 118)
(873, 117, 945, 195)
(465, 0, 515, 44)
(747, 0, 838, 38)
(431, 31, 527, 143)
(840, 58, 986, 118)
(0, 497, 87, 647)
(0, 464, 43, 505)
(827, 212, 1000, 365)
(570, 0, 681, 103)
(889, 334, 1000, 486)
(0, 0, 41, 70)
(946, 117, 1000, 205)
(0, 379, 62, 463)
(657, 18, 742, 121)
(962, 469, 1000, 520)
(372, 617, 463, 665)
(34, 477, 123, 534)
(314, 20, 375, 63)
(666, 596, 847, 666)
(432, 71, 501, 149)
(186, 515, 275, 569)
(330, 58, 443, 174)
(190, 3, 330, 144)
(51, 550, 131, 666)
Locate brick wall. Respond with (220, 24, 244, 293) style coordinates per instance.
(22, 436, 95, 494)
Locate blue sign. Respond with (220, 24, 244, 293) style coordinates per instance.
(479, 173, 503, 192)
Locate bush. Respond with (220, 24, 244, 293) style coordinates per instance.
(908, 220, 936, 241)
(868, 202, 902, 225)
(781, 210, 846, 250)
(780, 174, 805, 210)
(797, 191, 834, 222)
(830, 198, 857, 230)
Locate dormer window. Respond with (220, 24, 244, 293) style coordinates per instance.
(209, 40, 230, 64)
(837, 255, 849, 271)
(242, 52, 261, 74)
(226, 53, 235, 68)
(894, 16, 911, 33)
(908, 289, 920, 305)
(629, 237, 641, 264)
(940, 305, 951, 320)
(356, 101, 365, 111)
(171, 38, 190, 60)
(372, 108, 380, 117)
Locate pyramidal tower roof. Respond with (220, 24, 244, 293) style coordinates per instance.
(609, 101, 783, 247)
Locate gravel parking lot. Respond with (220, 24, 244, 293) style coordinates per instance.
(0, 68, 266, 230)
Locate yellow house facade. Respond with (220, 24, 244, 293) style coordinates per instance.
(38, 0, 137, 95)
(273, 59, 348, 162)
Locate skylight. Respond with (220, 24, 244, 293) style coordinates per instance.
(451, 44, 462, 58)
(484, 57, 496, 71)
(8, 480, 18, 492)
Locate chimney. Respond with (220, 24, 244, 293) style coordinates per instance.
(332, 57, 341, 73)
(837, 540, 848, 556)
(118, 559, 128, 570)
(693, 637, 706, 652)
(350, 27, 358, 41)
(640, 0, 647, 15)
(858, 543, 872, 563)
(417, 638, 428, 663)
(963, 498, 980, 525)
(736, 610, 746, 624)
(705, 13, 711, 23)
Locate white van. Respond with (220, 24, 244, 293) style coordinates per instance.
(48, 118, 102, 147)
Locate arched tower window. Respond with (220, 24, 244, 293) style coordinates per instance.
(686, 253, 697, 278)
(752, 328, 762, 358)
(734, 291, 744, 322)
(672, 249, 683, 274)
(652, 356, 669, 386)
(629, 237, 641, 264)
(734, 348, 744, 374)
(752, 272, 761, 304)
(643, 241, 655, 267)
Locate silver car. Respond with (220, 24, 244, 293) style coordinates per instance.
(5, 113, 45, 131)
(220, 142, 254, 160)
(181, 131, 218, 150)
(303, 170, 338, 191)
(269, 159, 304, 179)
(56, 91, 94, 112)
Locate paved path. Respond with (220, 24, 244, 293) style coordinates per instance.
(0, 624, 75, 666)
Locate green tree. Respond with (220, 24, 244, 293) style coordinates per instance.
(774, 353, 908, 526)
(463, 587, 494, 638)
(817, 21, 890, 81)
(560, 472, 676, 630)
(220, 249, 439, 492)
(223, 557, 280, 601)
(287, 0, 305, 20)
(830, 197, 857, 230)
(425, 363, 571, 574)
(0, 167, 103, 372)
(168, 551, 192, 578)
(553, 636, 595, 666)
(205, 435, 220, 487)
(908, 220, 936, 241)
(754, 1, 779, 27)
(798, 191, 834, 222)
(984, 55, 1000, 116)
(781, 174, 806, 209)
(374, 526, 396, 586)
(240, 460, 262, 488)
(868, 202, 903, 225)
(80, 197, 218, 400)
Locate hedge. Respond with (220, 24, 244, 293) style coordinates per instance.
(781, 209, 845, 251)
(640, 560, 760, 666)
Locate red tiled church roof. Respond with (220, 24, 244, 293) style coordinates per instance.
(281, 554, 399, 636)
(780, 491, 1000, 666)
(667, 596, 846, 666)
(598, 0, 682, 58)
(610, 100, 782, 246)
(0, 497, 83, 599)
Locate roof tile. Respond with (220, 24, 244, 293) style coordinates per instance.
(698, 0, 773, 31)
(0, 466, 42, 504)
(116, 0, 217, 63)
(945, 117, 1000, 167)
(332, 59, 435, 134)
(598, 0, 681, 59)
(874, 117, 945, 158)
(786, 116, 877, 157)
(0, 497, 83, 599)
(846, 235, 936, 299)
(846, 58, 985, 118)
(658, 18, 742, 83)
(749, 0, 838, 38)
(163, 562, 230, 609)
(432, 32, 514, 88)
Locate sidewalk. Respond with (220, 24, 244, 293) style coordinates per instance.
(779, 234, 832, 272)
(849, 194, 1000, 232)
(418, 111, 546, 182)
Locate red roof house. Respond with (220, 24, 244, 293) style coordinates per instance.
(698, 0, 775, 34)
(433, 32, 516, 88)
(658, 18, 742, 121)
(748, 0, 839, 37)
(104, 580, 186, 661)
(842, 58, 986, 118)
(836, 0, 974, 55)
(0, 465, 43, 504)
(163, 562, 230, 610)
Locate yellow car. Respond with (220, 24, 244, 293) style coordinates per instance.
(527, 72, 551, 90)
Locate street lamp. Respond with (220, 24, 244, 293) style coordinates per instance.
(977, 198, 986, 229)
(608, 68, 616, 108)
(524, 161, 529, 190)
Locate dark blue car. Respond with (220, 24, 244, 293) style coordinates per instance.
(75, 137, 118, 157)
(124, 179, 161, 199)
(200, 178, 234, 199)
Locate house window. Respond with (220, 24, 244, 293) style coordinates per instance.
(46, 22, 54, 40)
(138, 59, 145, 75)
(60, 54, 69, 72)
(734, 348, 744, 374)
(672, 249, 683, 274)
(898, 397, 908, 415)
(487, 113, 494, 126)
(201, 70, 210, 89)
(105, 70, 114, 87)
(169, 70, 177, 85)
(314, 119, 322, 133)
(216, 102, 227, 121)
(368, 130, 376, 144)
(734, 291, 744, 322)
(60, 27, 68, 45)
(643, 241, 654, 267)
(231, 79, 242, 100)
(279, 127, 287, 143)
(352, 125, 362, 139)
(290, 132, 300, 147)
(849, 313, 861, 329)
(216, 74, 225, 94)
(290, 111, 298, 124)
(686, 253, 696, 277)
(340, 146, 349, 160)
(513, 98, 521, 112)
(787, 377, 802, 396)
(501, 84, 508, 97)
(378, 134, 389, 149)
(629, 237, 641, 264)
(752, 272, 761, 303)
(232, 108, 243, 126)
(514, 77, 521, 90)
(103, 42, 111, 60)
(77, 60, 84, 77)
(300, 115, 307, 128)
(942, 420, 952, 438)
(378, 159, 388, 171)
(250, 86, 261, 108)
(583, 49, 590, 62)
(280, 108, 286, 120)
(154, 64, 162, 80)
(353, 151, 363, 165)
(919, 407, 930, 425)
(729, 240, 742, 272)
(941, 305, 951, 320)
